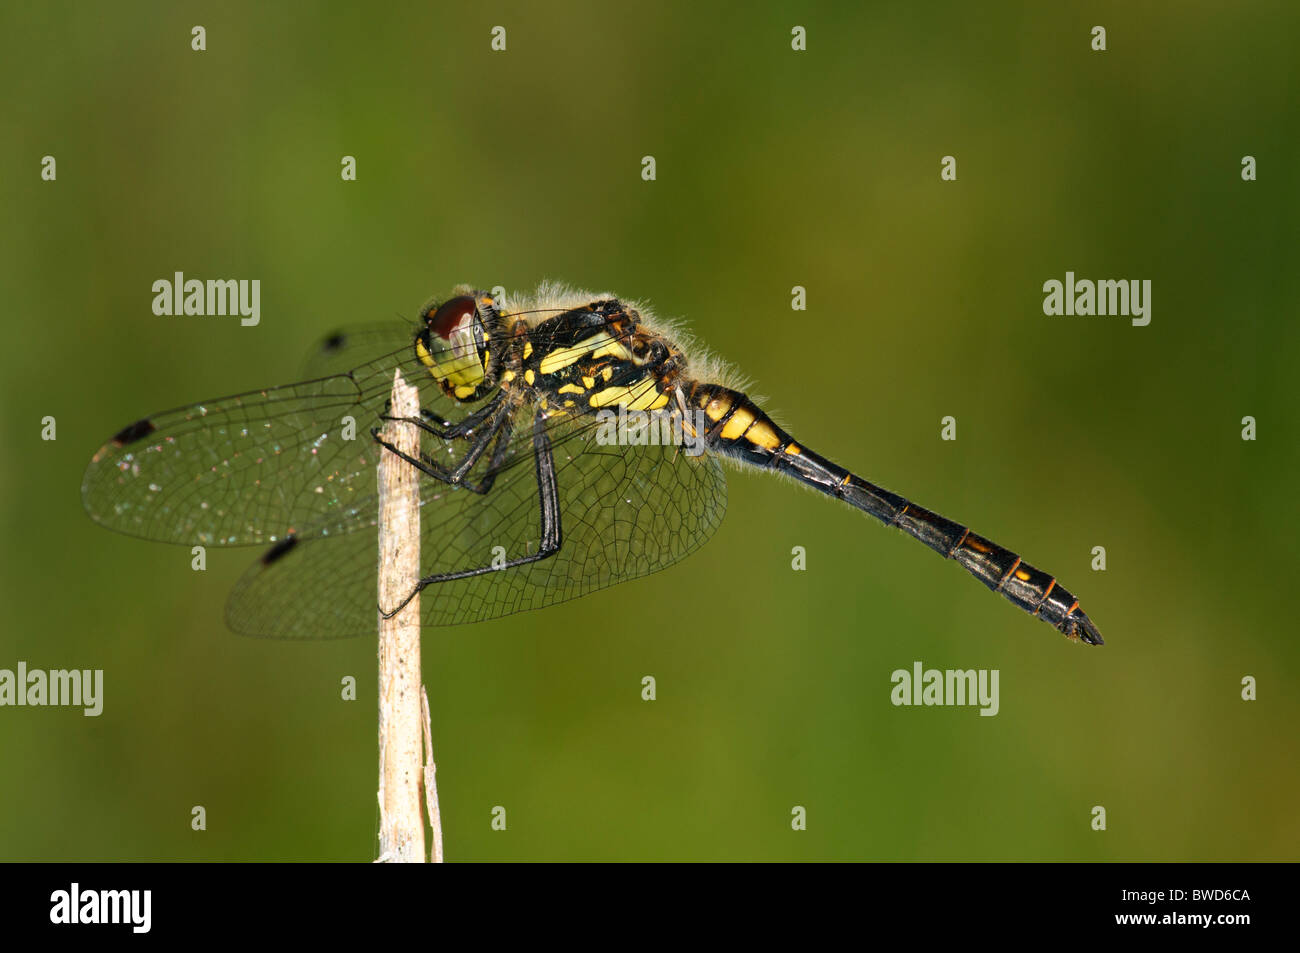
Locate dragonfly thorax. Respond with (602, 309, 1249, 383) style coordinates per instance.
(507, 299, 692, 419)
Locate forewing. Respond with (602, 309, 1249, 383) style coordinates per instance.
(300, 324, 419, 379)
(81, 331, 486, 546)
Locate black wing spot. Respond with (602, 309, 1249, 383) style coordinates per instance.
(321, 331, 347, 353)
(111, 418, 157, 447)
(261, 534, 299, 566)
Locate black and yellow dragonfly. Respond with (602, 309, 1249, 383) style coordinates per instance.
(83, 284, 1103, 644)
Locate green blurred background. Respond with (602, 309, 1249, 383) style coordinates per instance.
(1, 2, 1296, 861)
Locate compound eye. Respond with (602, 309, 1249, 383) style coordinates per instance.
(427, 295, 482, 361)
(430, 295, 478, 340)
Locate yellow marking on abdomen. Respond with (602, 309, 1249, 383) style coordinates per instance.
(703, 395, 732, 422)
(453, 385, 476, 399)
(785, 443, 802, 455)
(720, 406, 756, 440)
(1014, 568, 1032, 582)
(745, 421, 782, 450)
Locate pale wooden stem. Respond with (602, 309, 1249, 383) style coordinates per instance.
(376, 369, 429, 862)
(421, 686, 444, 863)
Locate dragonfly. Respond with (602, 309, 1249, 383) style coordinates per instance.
(82, 283, 1103, 645)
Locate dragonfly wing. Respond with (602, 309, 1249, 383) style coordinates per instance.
(299, 324, 418, 379)
(225, 413, 728, 637)
(81, 339, 489, 546)
(421, 418, 729, 626)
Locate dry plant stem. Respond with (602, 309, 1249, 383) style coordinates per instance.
(376, 370, 429, 862)
(422, 687, 444, 862)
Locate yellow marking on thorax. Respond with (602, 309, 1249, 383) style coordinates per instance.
(558, 383, 585, 395)
(587, 378, 669, 411)
(589, 340, 631, 362)
(588, 385, 633, 408)
(501, 369, 517, 383)
(523, 341, 533, 360)
(627, 377, 666, 411)
(524, 369, 536, 385)
(453, 384, 476, 399)
(581, 375, 596, 389)
(630, 389, 669, 411)
(538, 333, 615, 375)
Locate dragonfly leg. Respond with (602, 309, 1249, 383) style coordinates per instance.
(379, 391, 507, 439)
(380, 408, 562, 619)
(455, 413, 516, 495)
(411, 412, 518, 495)
(371, 396, 512, 488)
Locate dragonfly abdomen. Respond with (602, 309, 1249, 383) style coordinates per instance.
(883, 501, 1099, 642)
(689, 383, 1103, 645)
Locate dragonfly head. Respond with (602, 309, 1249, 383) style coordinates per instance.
(415, 292, 498, 401)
